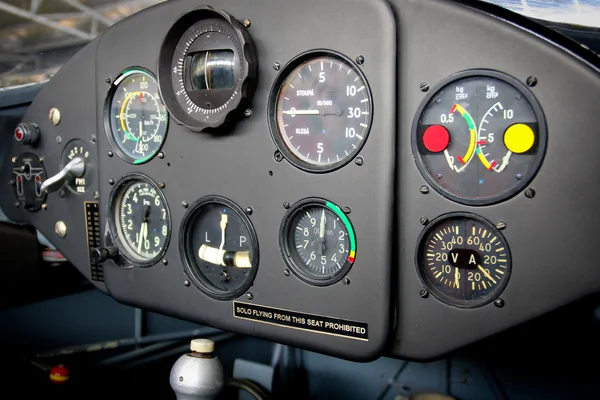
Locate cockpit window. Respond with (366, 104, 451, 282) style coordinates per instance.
(0, 0, 597, 90)
(482, 0, 600, 28)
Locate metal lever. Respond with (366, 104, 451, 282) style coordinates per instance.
(40, 157, 85, 193)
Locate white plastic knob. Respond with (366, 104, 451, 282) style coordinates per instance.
(190, 338, 214, 353)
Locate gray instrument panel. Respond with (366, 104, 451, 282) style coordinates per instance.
(0, 0, 599, 361)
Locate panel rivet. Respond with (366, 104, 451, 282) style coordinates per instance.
(524, 188, 535, 198)
(355, 55, 365, 65)
(526, 76, 538, 87)
(420, 82, 430, 92)
(420, 185, 429, 194)
(420, 289, 429, 298)
(494, 298, 505, 308)
(355, 157, 363, 166)
(184, 280, 190, 287)
(273, 62, 281, 71)
(182, 201, 189, 208)
(246, 292, 254, 300)
(158, 152, 165, 159)
(284, 269, 290, 276)
(158, 182, 165, 189)
(420, 217, 429, 225)
(283, 202, 290, 209)
(162, 259, 168, 265)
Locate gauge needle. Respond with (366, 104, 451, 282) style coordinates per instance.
(454, 267, 460, 289)
(477, 265, 497, 284)
(319, 209, 326, 252)
(282, 109, 320, 115)
(137, 206, 150, 253)
(137, 222, 144, 253)
(219, 214, 228, 251)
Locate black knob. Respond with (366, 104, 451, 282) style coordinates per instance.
(15, 123, 40, 145)
(90, 246, 118, 264)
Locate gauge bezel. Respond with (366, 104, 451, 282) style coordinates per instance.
(179, 195, 260, 300)
(107, 173, 171, 267)
(157, 7, 257, 132)
(268, 49, 374, 173)
(415, 212, 512, 309)
(103, 67, 169, 165)
(411, 69, 547, 206)
(280, 198, 356, 286)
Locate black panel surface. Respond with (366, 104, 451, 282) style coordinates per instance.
(391, 0, 600, 359)
(94, 0, 395, 361)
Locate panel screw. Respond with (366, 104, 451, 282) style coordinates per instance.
(108, 178, 114, 185)
(15, 201, 20, 208)
(49, 107, 61, 125)
(243, 19, 251, 28)
(524, 188, 535, 198)
(420, 82, 430, 92)
(342, 206, 351, 214)
(420, 185, 429, 194)
(158, 182, 165, 189)
(245, 206, 253, 215)
(526, 76, 538, 87)
(494, 298, 505, 308)
(343, 277, 351, 285)
(56, 136, 62, 144)
(355, 157, 363, 166)
(90, 135, 96, 143)
(39, 157, 44, 163)
(420, 217, 429, 225)
(93, 191, 99, 200)
(158, 152, 164, 159)
(59, 190, 66, 198)
(162, 259, 168, 265)
(184, 280, 190, 287)
(273, 62, 281, 71)
(356, 55, 365, 65)
(105, 77, 112, 84)
(11, 156, 16, 163)
(246, 292, 254, 300)
(8, 179, 15, 186)
(420, 289, 429, 298)
(274, 150, 283, 162)
(516, 173, 523, 180)
(244, 109, 252, 118)
(182, 201, 189, 208)
(283, 202, 290, 209)
(41, 203, 48, 210)
(55, 221, 67, 238)
(495, 221, 506, 230)
(284, 269, 290, 276)
(108, 151, 113, 157)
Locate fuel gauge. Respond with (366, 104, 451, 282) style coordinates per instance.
(180, 196, 259, 300)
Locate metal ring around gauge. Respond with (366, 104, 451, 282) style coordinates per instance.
(268, 49, 374, 173)
(107, 173, 171, 267)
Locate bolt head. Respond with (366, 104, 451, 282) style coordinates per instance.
(343, 277, 351, 285)
(342, 206, 351, 214)
(244, 109, 252, 117)
(494, 298, 505, 308)
(184, 280, 190, 287)
(274, 151, 283, 162)
(496, 221, 506, 230)
(246, 292, 254, 300)
(419, 289, 429, 298)
(420, 185, 429, 194)
(243, 19, 251, 28)
(245, 206, 253, 215)
(526, 76, 538, 87)
(524, 188, 536, 198)
(158, 152, 164, 159)
(284, 269, 290, 276)
(420, 217, 429, 225)
(182, 201, 189, 208)
(108, 151, 113, 157)
(273, 62, 281, 71)
(108, 179, 114, 185)
(49, 108, 61, 125)
(283, 202, 290, 209)
(158, 182, 166, 189)
(355, 157, 363, 166)
(356, 55, 365, 65)
(162, 259, 168, 265)
(420, 82, 430, 92)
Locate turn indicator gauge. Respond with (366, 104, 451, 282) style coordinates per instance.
(413, 70, 546, 205)
(416, 213, 511, 308)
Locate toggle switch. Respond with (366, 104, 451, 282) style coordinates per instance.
(40, 157, 85, 193)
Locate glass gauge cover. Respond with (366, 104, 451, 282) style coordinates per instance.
(269, 50, 373, 172)
(109, 174, 171, 266)
(280, 198, 356, 286)
(180, 196, 259, 300)
(106, 68, 168, 164)
(412, 70, 546, 205)
(416, 213, 511, 308)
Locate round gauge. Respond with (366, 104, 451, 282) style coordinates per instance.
(158, 7, 257, 132)
(280, 198, 356, 286)
(416, 213, 511, 308)
(412, 70, 546, 205)
(180, 196, 259, 300)
(109, 174, 171, 265)
(105, 68, 168, 164)
(269, 51, 373, 172)
(60, 139, 93, 194)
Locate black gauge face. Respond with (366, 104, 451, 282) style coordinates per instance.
(110, 175, 171, 265)
(413, 70, 546, 205)
(60, 139, 92, 194)
(270, 51, 373, 172)
(11, 153, 46, 211)
(281, 198, 356, 286)
(158, 8, 257, 131)
(416, 213, 511, 308)
(106, 69, 168, 164)
(181, 197, 259, 300)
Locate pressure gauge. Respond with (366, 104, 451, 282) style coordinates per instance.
(280, 198, 356, 286)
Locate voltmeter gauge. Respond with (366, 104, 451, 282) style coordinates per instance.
(280, 198, 356, 286)
(105, 68, 168, 164)
(416, 213, 511, 308)
(108, 174, 171, 266)
(269, 50, 373, 172)
(413, 70, 546, 205)
(180, 196, 259, 300)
